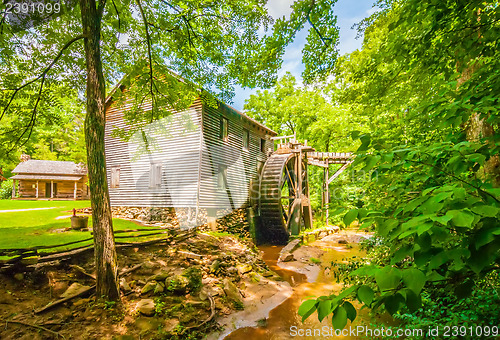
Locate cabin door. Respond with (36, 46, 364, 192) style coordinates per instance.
(45, 182, 58, 198)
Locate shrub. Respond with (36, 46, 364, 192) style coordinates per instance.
(0, 179, 13, 199)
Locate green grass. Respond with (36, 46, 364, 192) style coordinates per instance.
(0, 199, 150, 252)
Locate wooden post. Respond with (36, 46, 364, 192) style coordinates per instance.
(36, 181, 39, 199)
(50, 181, 54, 199)
(325, 166, 329, 226)
(74, 181, 77, 200)
(12, 179, 15, 199)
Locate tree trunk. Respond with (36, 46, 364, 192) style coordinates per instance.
(80, 0, 120, 300)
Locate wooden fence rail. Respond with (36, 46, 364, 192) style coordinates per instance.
(0, 227, 194, 269)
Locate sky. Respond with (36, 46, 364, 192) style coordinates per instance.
(231, 0, 377, 111)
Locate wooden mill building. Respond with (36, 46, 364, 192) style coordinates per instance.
(104, 88, 277, 223)
(11, 159, 89, 200)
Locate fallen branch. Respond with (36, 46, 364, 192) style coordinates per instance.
(181, 294, 215, 333)
(35, 285, 95, 314)
(119, 263, 143, 276)
(69, 264, 96, 280)
(1, 318, 65, 339)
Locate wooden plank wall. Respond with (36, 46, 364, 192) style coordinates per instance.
(199, 102, 275, 210)
(105, 98, 203, 207)
(17, 178, 89, 200)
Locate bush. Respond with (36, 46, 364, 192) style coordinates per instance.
(0, 179, 13, 199)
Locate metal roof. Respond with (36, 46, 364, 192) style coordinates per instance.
(105, 74, 277, 136)
(10, 174, 83, 181)
(12, 160, 87, 176)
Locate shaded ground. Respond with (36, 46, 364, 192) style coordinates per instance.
(0, 231, 290, 339)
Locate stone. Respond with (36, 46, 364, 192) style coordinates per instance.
(141, 281, 156, 295)
(281, 253, 295, 262)
(223, 278, 242, 304)
(210, 259, 221, 273)
(136, 299, 156, 316)
(13, 273, 24, 281)
(147, 270, 170, 282)
(338, 239, 349, 244)
(120, 278, 131, 293)
(262, 270, 274, 277)
(73, 298, 91, 307)
(226, 266, 238, 275)
(154, 282, 164, 294)
(61, 283, 91, 299)
(165, 275, 189, 294)
(164, 319, 180, 333)
(236, 263, 253, 275)
(281, 238, 302, 254)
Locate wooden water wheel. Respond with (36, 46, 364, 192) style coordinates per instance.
(258, 149, 313, 244)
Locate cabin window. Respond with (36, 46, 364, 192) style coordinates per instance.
(260, 138, 266, 153)
(110, 167, 120, 188)
(243, 129, 249, 150)
(220, 117, 228, 142)
(217, 165, 227, 190)
(149, 163, 162, 188)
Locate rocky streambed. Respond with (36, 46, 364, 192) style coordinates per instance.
(221, 229, 377, 340)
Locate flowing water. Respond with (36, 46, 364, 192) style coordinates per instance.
(225, 235, 389, 339)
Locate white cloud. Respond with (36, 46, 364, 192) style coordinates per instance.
(266, 0, 294, 20)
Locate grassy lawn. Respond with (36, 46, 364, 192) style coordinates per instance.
(0, 199, 150, 252)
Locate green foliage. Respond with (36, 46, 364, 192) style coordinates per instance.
(299, 0, 500, 329)
(0, 0, 340, 158)
(0, 179, 13, 199)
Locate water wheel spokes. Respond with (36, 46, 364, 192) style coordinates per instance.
(259, 153, 310, 244)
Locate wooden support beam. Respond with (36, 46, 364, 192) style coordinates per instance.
(36, 181, 39, 199)
(328, 162, 352, 184)
(50, 181, 54, 199)
(74, 181, 77, 200)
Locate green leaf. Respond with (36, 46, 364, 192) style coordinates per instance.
(466, 153, 486, 165)
(357, 285, 374, 305)
(471, 205, 499, 217)
(317, 300, 332, 322)
(417, 223, 433, 236)
(429, 251, 448, 269)
(298, 299, 317, 322)
(343, 301, 357, 322)
(331, 306, 348, 330)
(363, 155, 381, 172)
(405, 289, 422, 312)
(375, 267, 402, 291)
(475, 229, 496, 249)
(384, 293, 404, 315)
(402, 269, 426, 294)
(343, 209, 358, 226)
(350, 265, 378, 277)
(445, 209, 475, 228)
(430, 214, 452, 225)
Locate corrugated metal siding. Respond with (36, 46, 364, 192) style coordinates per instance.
(105, 99, 203, 207)
(199, 101, 275, 209)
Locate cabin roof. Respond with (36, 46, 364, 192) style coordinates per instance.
(105, 75, 277, 136)
(12, 160, 87, 176)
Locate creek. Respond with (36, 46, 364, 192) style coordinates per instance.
(225, 233, 388, 339)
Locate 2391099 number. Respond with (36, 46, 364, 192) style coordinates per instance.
(443, 325, 499, 337)
(5, 1, 61, 14)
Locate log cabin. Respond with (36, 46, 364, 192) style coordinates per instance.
(10, 159, 89, 200)
(104, 86, 277, 227)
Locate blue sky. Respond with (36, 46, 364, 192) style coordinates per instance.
(231, 0, 376, 111)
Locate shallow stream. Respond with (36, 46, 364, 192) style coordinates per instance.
(225, 236, 387, 339)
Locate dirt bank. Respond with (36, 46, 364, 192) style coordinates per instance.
(0, 231, 289, 339)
